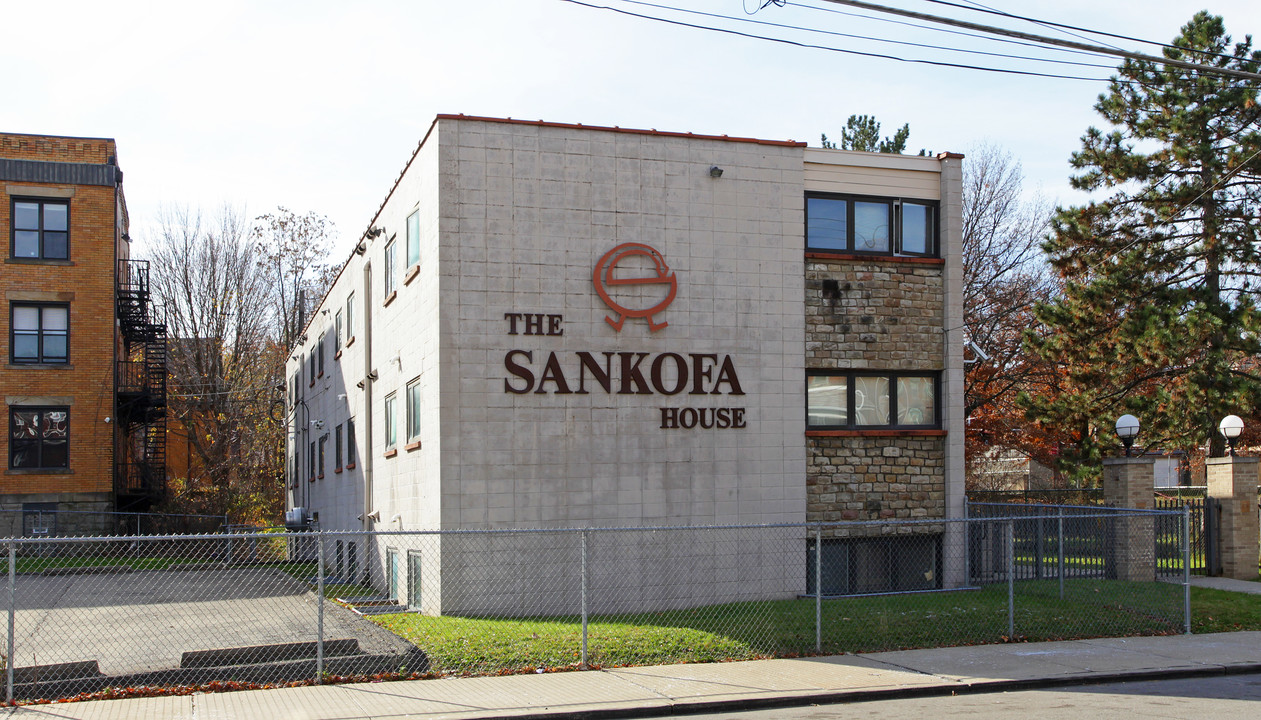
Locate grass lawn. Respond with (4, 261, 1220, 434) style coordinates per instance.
(371, 577, 1218, 676)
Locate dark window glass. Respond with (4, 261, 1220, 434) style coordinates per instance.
(806, 194, 938, 257)
(806, 198, 848, 251)
(900, 203, 933, 255)
(347, 418, 357, 465)
(9, 407, 69, 469)
(11, 199, 70, 259)
(335, 424, 344, 468)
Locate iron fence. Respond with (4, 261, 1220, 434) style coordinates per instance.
(0, 510, 1188, 703)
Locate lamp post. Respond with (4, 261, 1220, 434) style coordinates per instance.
(1115, 414, 1140, 457)
(1219, 415, 1244, 457)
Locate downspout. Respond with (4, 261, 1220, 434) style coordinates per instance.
(362, 264, 374, 532)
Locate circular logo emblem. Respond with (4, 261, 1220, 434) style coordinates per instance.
(592, 242, 678, 332)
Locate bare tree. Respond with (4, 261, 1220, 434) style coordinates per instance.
(253, 208, 338, 349)
(147, 206, 284, 522)
(962, 143, 1056, 418)
(961, 145, 1062, 489)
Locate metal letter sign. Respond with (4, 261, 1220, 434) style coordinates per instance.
(592, 243, 677, 331)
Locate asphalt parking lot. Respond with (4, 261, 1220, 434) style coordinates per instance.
(10, 566, 414, 677)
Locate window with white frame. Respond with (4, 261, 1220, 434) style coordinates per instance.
(384, 238, 397, 298)
(406, 377, 421, 443)
(406, 210, 420, 268)
(384, 393, 397, 449)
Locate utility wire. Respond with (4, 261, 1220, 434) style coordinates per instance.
(815, 0, 1261, 82)
(787, 1, 1117, 60)
(613, 0, 1116, 68)
(560, 0, 1117, 81)
(925, 0, 1245, 62)
(957, 0, 1125, 53)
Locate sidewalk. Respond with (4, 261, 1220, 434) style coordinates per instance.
(6, 629, 1261, 720)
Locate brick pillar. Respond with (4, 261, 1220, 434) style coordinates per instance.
(1206, 457, 1260, 580)
(1102, 457, 1155, 582)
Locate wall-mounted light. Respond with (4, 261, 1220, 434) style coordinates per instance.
(365, 226, 384, 239)
(709, 166, 723, 178)
(355, 241, 367, 255)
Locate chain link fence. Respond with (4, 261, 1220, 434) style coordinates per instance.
(0, 508, 1189, 702)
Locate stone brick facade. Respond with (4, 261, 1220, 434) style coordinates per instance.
(804, 254, 948, 526)
(805, 257, 945, 370)
(807, 436, 945, 528)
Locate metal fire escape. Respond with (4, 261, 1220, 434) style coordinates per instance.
(115, 259, 168, 511)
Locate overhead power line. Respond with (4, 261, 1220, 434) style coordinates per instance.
(927, 0, 1243, 62)
(617, 0, 1115, 68)
(560, 0, 1116, 81)
(816, 0, 1261, 82)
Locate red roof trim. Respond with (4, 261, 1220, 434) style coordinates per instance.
(434, 114, 807, 148)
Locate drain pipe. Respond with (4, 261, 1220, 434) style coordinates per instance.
(361, 263, 375, 536)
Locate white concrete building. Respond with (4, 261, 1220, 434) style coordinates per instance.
(286, 115, 964, 612)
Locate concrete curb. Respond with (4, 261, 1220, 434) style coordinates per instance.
(458, 662, 1261, 720)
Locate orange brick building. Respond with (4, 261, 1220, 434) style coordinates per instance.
(0, 133, 166, 536)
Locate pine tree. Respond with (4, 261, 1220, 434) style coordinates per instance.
(1025, 12, 1261, 474)
(820, 114, 912, 153)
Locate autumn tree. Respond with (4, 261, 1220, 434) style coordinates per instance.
(147, 207, 283, 522)
(147, 206, 339, 523)
(1025, 12, 1261, 477)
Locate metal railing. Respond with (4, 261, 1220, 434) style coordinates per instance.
(0, 510, 1188, 702)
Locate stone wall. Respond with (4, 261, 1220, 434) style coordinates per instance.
(804, 254, 947, 527)
(806, 436, 945, 531)
(805, 257, 944, 369)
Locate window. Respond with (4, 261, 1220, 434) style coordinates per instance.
(317, 435, 327, 478)
(806, 194, 937, 256)
(384, 393, 397, 449)
(384, 238, 397, 298)
(807, 371, 938, 429)
(308, 440, 316, 481)
(334, 424, 344, 470)
(317, 334, 325, 377)
(406, 210, 420, 268)
(9, 407, 68, 469)
(406, 378, 421, 443)
(11, 304, 68, 364)
(347, 418, 357, 466)
(308, 352, 316, 386)
(346, 293, 355, 340)
(11, 199, 69, 260)
(334, 310, 343, 352)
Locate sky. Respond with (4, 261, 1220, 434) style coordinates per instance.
(4, 0, 1259, 259)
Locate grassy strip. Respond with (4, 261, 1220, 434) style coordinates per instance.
(372, 578, 1197, 675)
